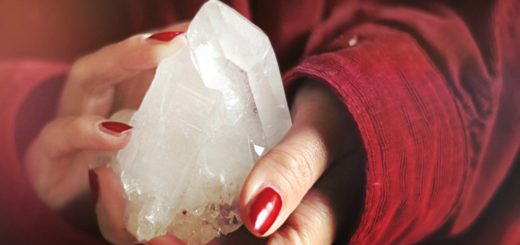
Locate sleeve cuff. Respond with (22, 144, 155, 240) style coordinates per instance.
(283, 23, 467, 244)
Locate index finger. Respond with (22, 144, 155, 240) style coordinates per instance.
(59, 23, 188, 116)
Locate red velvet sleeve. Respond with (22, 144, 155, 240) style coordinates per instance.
(0, 60, 108, 245)
(282, 1, 520, 244)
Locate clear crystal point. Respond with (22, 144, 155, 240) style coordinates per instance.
(115, 1, 291, 244)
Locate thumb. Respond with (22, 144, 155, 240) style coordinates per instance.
(239, 122, 330, 237)
(239, 81, 358, 237)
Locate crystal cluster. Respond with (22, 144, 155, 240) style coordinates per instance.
(114, 0, 291, 244)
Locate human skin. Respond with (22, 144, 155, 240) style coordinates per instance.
(24, 22, 363, 245)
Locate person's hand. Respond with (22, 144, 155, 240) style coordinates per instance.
(90, 81, 364, 245)
(237, 81, 364, 244)
(24, 23, 188, 220)
(24, 115, 133, 210)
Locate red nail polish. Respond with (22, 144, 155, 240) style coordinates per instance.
(147, 31, 184, 41)
(88, 169, 99, 204)
(100, 121, 132, 135)
(249, 187, 282, 236)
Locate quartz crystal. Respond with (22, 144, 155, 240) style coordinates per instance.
(114, 0, 292, 244)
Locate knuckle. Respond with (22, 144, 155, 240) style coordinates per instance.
(70, 116, 102, 141)
(68, 56, 99, 98)
(69, 55, 90, 82)
(266, 147, 315, 190)
(270, 200, 332, 245)
(299, 197, 332, 230)
(43, 117, 72, 140)
(65, 117, 89, 146)
(69, 116, 88, 133)
(38, 118, 76, 156)
(269, 221, 311, 245)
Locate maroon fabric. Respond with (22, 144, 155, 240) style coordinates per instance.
(0, 61, 106, 245)
(0, 0, 518, 244)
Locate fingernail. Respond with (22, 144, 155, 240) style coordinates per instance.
(88, 169, 99, 204)
(100, 121, 133, 135)
(147, 31, 184, 41)
(249, 187, 282, 236)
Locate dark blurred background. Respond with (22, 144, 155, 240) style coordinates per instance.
(0, 0, 138, 61)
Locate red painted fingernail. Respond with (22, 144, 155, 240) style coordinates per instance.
(100, 121, 132, 135)
(147, 31, 184, 41)
(249, 187, 282, 236)
(88, 169, 99, 204)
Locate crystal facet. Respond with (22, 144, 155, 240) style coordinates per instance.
(114, 1, 292, 244)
